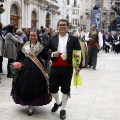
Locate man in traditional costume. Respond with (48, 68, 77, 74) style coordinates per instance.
(74, 26, 89, 67)
(85, 24, 103, 70)
(45, 19, 82, 119)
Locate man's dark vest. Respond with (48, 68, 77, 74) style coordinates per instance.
(89, 30, 99, 44)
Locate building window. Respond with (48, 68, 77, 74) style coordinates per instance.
(72, 9, 75, 15)
(31, 10, 37, 28)
(10, 4, 18, 15)
(76, 9, 78, 15)
(67, 0, 69, 5)
(32, 11, 37, 20)
(10, 4, 19, 27)
(75, 18, 77, 25)
(74, 0, 76, 7)
(73, 19, 74, 24)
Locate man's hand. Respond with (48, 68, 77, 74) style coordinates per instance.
(53, 51, 60, 58)
(89, 38, 93, 41)
(76, 68, 80, 75)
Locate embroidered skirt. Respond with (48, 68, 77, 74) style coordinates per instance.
(11, 56, 51, 106)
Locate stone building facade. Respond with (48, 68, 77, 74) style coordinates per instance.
(57, 0, 87, 30)
(85, 0, 117, 32)
(0, 0, 59, 30)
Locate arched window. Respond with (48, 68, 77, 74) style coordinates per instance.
(32, 11, 37, 20)
(10, 5, 18, 15)
(10, 4, 19, 27)
(67, 0, 69, 5)
(31, 10, 37, 28)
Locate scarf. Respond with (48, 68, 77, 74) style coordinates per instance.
(22, 41, 43, 56)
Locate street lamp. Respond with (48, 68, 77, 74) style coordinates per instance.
(0, 0, 4, 7)
(46, 6, 51, 16)
(0, 0, 5, 22)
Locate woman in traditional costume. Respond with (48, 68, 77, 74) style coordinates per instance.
(11, 29, 51, 116)
(74, 27, 88, 67)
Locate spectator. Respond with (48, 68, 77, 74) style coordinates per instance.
(0, 23, 4, 75)
(4, 24, 20, 78)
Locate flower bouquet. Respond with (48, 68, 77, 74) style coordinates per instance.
(72, 50, 82, 87)
(12, 62, 22, 82)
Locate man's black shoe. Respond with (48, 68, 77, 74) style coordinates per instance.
(93, 67, 96, 70)
(60, 110, 66, 119)
(51, 102, 62, 112)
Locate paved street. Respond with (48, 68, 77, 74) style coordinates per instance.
(0, 51, 120, 120)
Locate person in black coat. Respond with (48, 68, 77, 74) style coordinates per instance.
(104, 32, 113, 53)
(114, 31, 120, 53)
(45, 19, 82, 119)
(0, 22, 3, 74)
(40, 28, 49, 47)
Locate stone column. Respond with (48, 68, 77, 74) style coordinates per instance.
(50, 11, 53, 28)
(53, 12, 55, 30)
(54, 12, 58, 30)
(25, 1, 29, 28)
(43, 9, 46, 28)
(21, 0, 25, 28)
(24, 3, 27, 27)
(41, 8, 44, 27)
(27, 2, 31, 28)
(38, 5, 41, 29)
(6, 0, 10, 24)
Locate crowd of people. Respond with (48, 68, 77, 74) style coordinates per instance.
(0, 20, 120, 119)
(0, 19, 82, 119)
(102, 31, 120, 54)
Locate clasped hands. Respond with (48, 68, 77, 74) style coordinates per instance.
(53, 51, 60, 57)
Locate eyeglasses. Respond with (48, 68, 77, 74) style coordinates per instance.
(30, 35, 36, 37)
(58, 24, 67, 27)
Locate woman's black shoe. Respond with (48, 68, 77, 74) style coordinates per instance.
(7, 75, 13, 78)
(28, 110, 34, 116)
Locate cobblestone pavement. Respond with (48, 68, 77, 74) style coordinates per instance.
(0, 51, 120, 120)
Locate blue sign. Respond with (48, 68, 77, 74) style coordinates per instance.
(90, 9, 101, 30)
